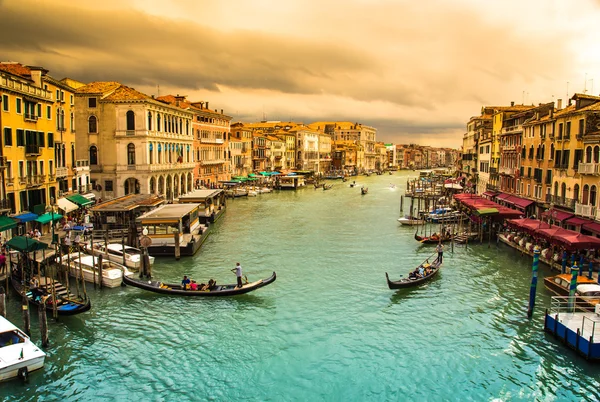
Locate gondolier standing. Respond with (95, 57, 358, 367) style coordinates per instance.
(232, 262, 243, 288)
(436, 242, 444, 263)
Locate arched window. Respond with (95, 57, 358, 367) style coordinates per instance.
(586, 146, 593, 163)
(126, 110, 135, 131)
(148, 112, 152, 131)
(574, 184, 580, 203)
(150, 177, 156, 193)
(560, 183, 567, 203)
(149, 143, 154, 164)
(591, 185, 598, 207)
(595, 146, 600, 163)
(554, 181, 559, 197)
(157, 114, 161, 132)
(88, 116, 97, 133)
(550, 143, 555, 158)
(61, 110, 65, 131)
(56, 109, 60, 130)
(70, 112, 74, 131)
(583, 184, 590, 204)
(541, 144, 545, 159)
(127, 143, 136, 165)
(89, 146, 98, 165)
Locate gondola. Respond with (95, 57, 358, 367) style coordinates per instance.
(385, 258, 442, 289)
(10, 269, 91, 316)
(361, 187, 368, 195)
(122, 272, 277, 297)
(414, 231, 451, 244)
(323, 184, 333, 190)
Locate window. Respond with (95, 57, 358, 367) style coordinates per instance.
(579, 119, 585, 136)
(70, 112, 74, 131)
(89, 146, 98, 165)
(37, 104, 41, 118)
(3, 128, 12, 146)
(16, 98, 22, 114)
(88, 97, 97, 108)
(88, 116, 97, 133)
(47, 133, 54, 148)
(127, 143, 136, 165)
(566, 122, 571, 139)
(18, 161, 24, 178)
(47, 105, 51, 119)
(71, 144, 75, 167)
(558, 123, 563, 139)
(574, 149, 583, 170)
(148, 112, 152, 130)
(105, 180, 113, 191)
(38, 131, 45, 147)
(2, 94, 8, 111)
(126, 110, 135, 131)
(16, 129, 24, 146)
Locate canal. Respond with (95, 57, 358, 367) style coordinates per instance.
(3, 171, 600, 400)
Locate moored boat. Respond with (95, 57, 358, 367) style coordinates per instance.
(57, 252, 133, 288)
(85, 243, 154, 271)
(0, 315, 46, 382)
(385, 257, 442, 289)
(414, 231, 452, 244)
(544, 273, 600, 311)
(122, 271, 276, 296)
(397, 215, 425, 226)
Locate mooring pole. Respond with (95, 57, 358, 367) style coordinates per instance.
(0, 287, 5, 317)
(21, 292, 31, 336)
(38, 299, 48, 347)
(527, 246, 540, 319)
(579, 253, 585, 277)
(588, 259, 594, 280)
(568, 263, 579, 313)
(561, 250, 567, 274)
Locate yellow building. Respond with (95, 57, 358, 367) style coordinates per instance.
(0, 62, 65, 215)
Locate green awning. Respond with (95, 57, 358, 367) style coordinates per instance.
(475, 208, 499, 216)
(248, 173, 258, 177)
(0, 216, 18, 232)
(6, 236, 48, 252)
(66, 194, 94, 207)
(35, 212, 64, 224)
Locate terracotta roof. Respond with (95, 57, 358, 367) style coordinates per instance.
(156, 95, 193, 109)
(0, 62, 32, 79)
(104, 85, 150, 101)
(76, 81, 121, 94)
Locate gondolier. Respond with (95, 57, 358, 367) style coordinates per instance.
(232, 263, 243, 288)
(436, 242, 444, 263)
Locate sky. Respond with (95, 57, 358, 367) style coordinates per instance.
(1, 0, 600, 148)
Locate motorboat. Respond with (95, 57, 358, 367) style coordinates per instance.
(58, 253, 133, 288)
(397, 215, 425, 226)
(86, 243, 155, 271)
(427, 207, 463, 223)
(0, 315, 46, 382)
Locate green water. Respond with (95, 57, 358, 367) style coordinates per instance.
(3, 172, 600, 401)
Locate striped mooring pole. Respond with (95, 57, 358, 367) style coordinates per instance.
(579, 254, 584, 276)
(561, 250, 567, 274)
(568, 262, 579, 313)
(527, 246, 541, 319)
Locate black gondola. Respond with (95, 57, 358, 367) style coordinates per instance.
(385, 258, 442, 289)
(361, 187, 368, 195)
(414, 231, 451, 244)
(122, 272, 277, 296)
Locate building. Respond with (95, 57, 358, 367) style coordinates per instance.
(74, 82, 195, 201)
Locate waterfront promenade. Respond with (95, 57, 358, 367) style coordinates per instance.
(2, 172, 600, 400)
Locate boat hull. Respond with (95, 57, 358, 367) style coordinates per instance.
(0, 355, 45, 382)
(386, 261, 441, 289)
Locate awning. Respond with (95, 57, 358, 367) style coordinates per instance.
(541, 208, 574, 222)
(475, 208, 499, 216)
(66, 193, 94, 207)
(57, 197, 79, 213)
(83, 193, 96, 200)
(14, 212, 38, 223)
(6, 236, 48, 252)
(565, 216, 592, 227)
(0, 216, 18, 232)
(504, 195, 534, 209)
(482, 191, 498, 198)
(35, 212, 63, 224)
(583, 222, 600, 235)
(495, 193, 512, 201)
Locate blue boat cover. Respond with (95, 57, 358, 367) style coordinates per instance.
(14, 212, 39, 222)
(59, 303, 79, 311)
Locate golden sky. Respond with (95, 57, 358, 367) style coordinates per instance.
(2, 0, 600, 147)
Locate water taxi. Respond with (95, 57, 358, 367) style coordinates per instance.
(57, 253, 133, 288)
(177, 189, 226, 223)
(0, 315, 46, 382)
(85, 243, 154, 271)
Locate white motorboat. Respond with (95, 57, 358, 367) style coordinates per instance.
(58, 253, 133, 288)
(0, 315, 46, 382)
(87, 243, 154, 270)
(397, 216, 426, 226)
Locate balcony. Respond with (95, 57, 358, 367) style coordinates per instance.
(499, 166, 514, 175)
(578, 162, 600, 175)
(78, 184, 92, 194)
(5, 176, 14, 186)
(501, 125, 523, 135)
(48, 174, 56, 181)
(18, 176, 26, 184)
(24, 113, 38, 122)
(546, 194, 576, 210)
(0, 198, 12, 211)
(25, 144, 40, 156)
(26, 174, 44, 187)
(55, 166, 68, 178)
(200, 138, 225, 144)
(502, 144, 516, 151)
(90, 164, 102, 173)
(575, 203, 597, 218)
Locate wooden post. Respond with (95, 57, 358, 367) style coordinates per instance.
(78, 247, 87, 300)
(38, 298, 49, 347)
(0, 287, 5, 317)
(400, 196, 403, 214)
(21, 292, 31, 336)
(97, 254, 103, 289)
(90, 229, 96, 289)
(121, 234, 127, 267)
(51, 263, 57, 320)
(174, 230, 181, 261)
(144, 250, 152, 278)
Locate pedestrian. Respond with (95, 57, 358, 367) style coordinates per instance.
(436, 242, 444, 263)
(0, 250, 6, 275)
(231, 262, 243, 288)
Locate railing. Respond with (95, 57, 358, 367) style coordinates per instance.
(26, 175, 44, 186)
(578, 162, 600, 175)
(575, 203, 597, 218)
(501, 125, 523, 135)
(546, 194, 576, 210)
(78, 184, 92, 193)
(502, 144, 516, 151)
(76, 159, 90, 167)
(18, 176, 26, 184)
(25, 144, 40, 155)
(90, 165, 102, 173)
(126, 130, 135, 136)
(499, 166, 514, 175)
(55, 166, 68, 177)
(200, 138, 225, 144)
(0, 198, 12, 210)
(48, 174, 56, 181)
(24, 113, 38, 122)
(5, 177, 14, 185)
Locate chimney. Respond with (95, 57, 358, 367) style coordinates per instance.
(549, 109, 554, 118)
(557, 99, 562, 110)
(28, 67, 44, 88)
(221, 109, 223, 114)
(206, 102, 209, 109)
(510, 101, 515, 107)
(568, 98, 572, 106)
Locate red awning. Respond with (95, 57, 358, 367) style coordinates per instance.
(495, 193, 511, 201)
(583, 222, 600, 235)
(504, 195, 534, 209)
(565, 216, 592, 227)
(482, 191, 499, 198)
(541, 208, 574, 222)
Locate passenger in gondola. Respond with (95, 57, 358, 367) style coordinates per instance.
(418, 265, 425, 277)
(181, 275, 191, 290)
(190, 280, 198, 291)
(207, 279, 216, 290)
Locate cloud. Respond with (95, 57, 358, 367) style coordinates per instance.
(1, 0, 599, 148)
